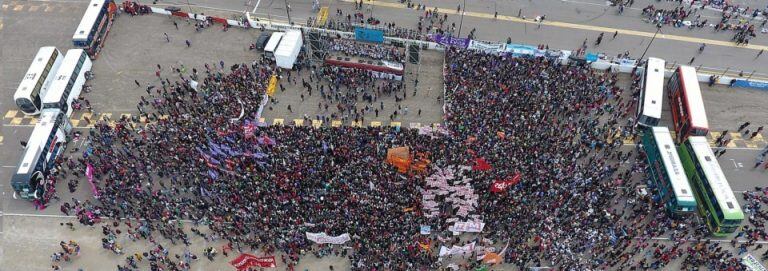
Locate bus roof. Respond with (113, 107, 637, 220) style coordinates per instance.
(14, 47, 59, 100)
(43, 49, 86, 105)
(678, 66, 709, 129)
(16, 111, 60, 174)
(687, 136, 744, 219)
(265, 32, 284, 53)
(651, 126, 695, 202)
(73, 0, 106, 41)
(642, 58, 665, 120)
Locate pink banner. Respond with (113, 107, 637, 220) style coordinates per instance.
(86, 163, 100, 198)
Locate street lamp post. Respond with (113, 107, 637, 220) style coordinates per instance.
(285, 0, 292, 24)
(639, 25, 661, 62)
(457, 0, 466, 38)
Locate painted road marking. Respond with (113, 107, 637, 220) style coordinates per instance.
(312, 120, 323, 128)
(273, 118, 284, 125)
(331, 120, 342, 127)
(370, 121, 382, 127)
(293, 119, 304, 126)
(28, 5, 40, 11)
(13, 5, 23, 11)
(342, 0, 768, 52)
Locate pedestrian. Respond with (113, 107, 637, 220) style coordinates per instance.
(688, 56, 695, 64)
(738, 122, 751, 132)
(164, 33, 169, 42)
(751, 126, 764, 139)
(185, 40, 191, 47)
(758, 49, 764, 59)
(612, 30, 618, 39)
(134, 80, 141, 87)
(173, 21, 179, 30)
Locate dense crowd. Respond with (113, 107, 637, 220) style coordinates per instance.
(49, 39, 765, 270)
(327, 39, 405, 63)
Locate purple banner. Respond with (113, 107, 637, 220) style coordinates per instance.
(433, 34, 470, 48)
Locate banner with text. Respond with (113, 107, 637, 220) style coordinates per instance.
(306, 232, 351, 245)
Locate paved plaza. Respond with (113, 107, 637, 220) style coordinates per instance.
(1, 0, 768, 270)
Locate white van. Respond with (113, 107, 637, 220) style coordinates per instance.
(264, 32, 284, 59)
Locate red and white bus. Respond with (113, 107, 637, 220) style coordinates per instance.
(667, 66, 709, 143)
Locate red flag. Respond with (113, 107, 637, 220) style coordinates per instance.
(250, 256, 277, 268)
(490, 172, 521, 193)
(230, 253, 258, 271)
(472, 157, 492, 171)
(230, 254, 277, 270)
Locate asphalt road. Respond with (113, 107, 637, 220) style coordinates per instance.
(153, 0, 768, 79)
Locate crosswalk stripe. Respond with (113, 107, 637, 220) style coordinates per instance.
(370, 121, 381, 127)
(28, 5, 40, 11)
(44, 5, 54, 12)
(331, 120, 342, 127)
(312, 120, 322, 128)
(273, 118, 284, 125)
(293, 119, 304, 126)
(13, 5, 23, 11)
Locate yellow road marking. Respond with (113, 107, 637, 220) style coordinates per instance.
(409, 122, 421, 129)
(28, 5, 39, 12)
(273, 118, 284, 125)
(0, 135, 4, 145)
(13, 5, 23, 11)
(390, 121, 401, 127)
(9, 118, 22, 125)
(44, 5, 54, 12)
(370, 121, 382, 127)
(344, 0, 768, 52)
(5, 110, 19, 118)
(331, 120, 342, 127)
(28, 118, 38, 125)
(2, 4, 9, 10)
(293, 119, 304, 126)
(351, 120, 363, 127)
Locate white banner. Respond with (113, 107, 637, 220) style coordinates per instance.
(306, 232, 351, 245)
(468, 40, 505, 53)
(448, 221, 485, 233)
(743, 254, 767, 271)
(438, 241, 476, 257)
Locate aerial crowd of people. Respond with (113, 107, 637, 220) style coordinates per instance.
(43, 39, 764, 271)
(30, 0, 768, 270)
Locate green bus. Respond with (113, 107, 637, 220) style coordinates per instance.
(678, 136, 744, 236)
(641, 126, 697, 215)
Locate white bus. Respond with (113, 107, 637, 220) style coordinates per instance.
(637, 57, 665, 127)
(73, 0, 116, 59)
(11, 110, 72, 200)
(42, 49, 92, 118)
(264, 32, 284, 58)
(13, 47, 63, 115)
